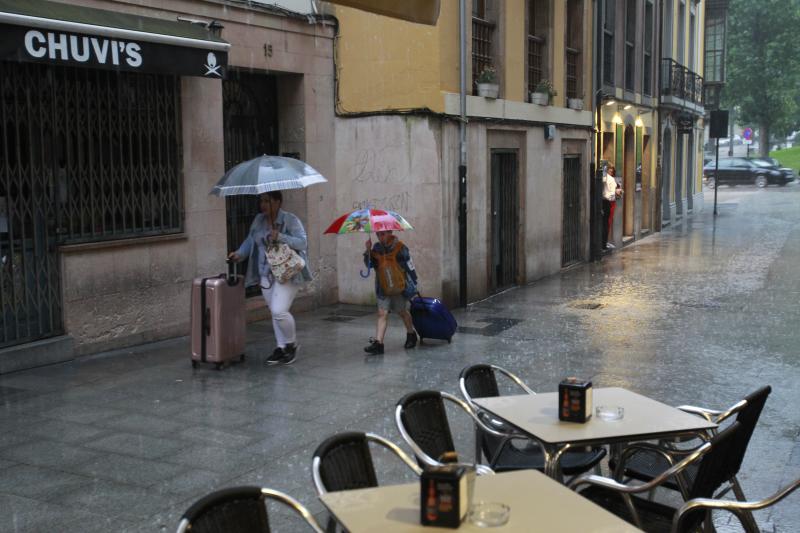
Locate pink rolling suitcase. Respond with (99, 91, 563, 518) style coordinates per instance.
(190, 262, 246, 369)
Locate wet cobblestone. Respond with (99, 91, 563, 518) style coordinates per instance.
(1, 186, 799, 532)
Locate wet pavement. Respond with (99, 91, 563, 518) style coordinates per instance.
(1, 184, 799, 532)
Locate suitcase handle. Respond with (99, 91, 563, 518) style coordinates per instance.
(225, 258, 241, 287)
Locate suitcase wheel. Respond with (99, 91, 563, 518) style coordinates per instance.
(191, 360, 197, 369)
(240, 353, 245, 362)
(419, 337, 424, 345)
(447, 337, 452, 343)
(215, 362, 223, 370)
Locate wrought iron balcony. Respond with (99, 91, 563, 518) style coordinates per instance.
(660, 58, 704, 108)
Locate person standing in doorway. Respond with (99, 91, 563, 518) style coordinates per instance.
(603, 164, 623, 250)
(229, 191, 311, 365)
(363, 230, 418, 355)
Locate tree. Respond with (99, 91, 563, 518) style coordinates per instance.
(723, 0, 800, 155)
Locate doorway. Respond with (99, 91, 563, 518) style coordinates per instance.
(623, 125, 635, 237)
(675, 135, 684, 216)
(662, 128, 672, 223)
(562, 155, 582, 267)
(222, 70, 278, 295)
(490, 151, 519, 291)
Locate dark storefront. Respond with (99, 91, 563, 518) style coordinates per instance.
(0, 0, 228, 349)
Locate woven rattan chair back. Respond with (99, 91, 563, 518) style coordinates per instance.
(397, 390, 456, 466)
(459, 365, 509, 461)
(682, 422, 741, 530)
(729, 386, 771, 477)
(179, 486, 270, 533)
(313, 432, 379, 493)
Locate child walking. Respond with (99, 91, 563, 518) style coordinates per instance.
(363, 230, 418, 355)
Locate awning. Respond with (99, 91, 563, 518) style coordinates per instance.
(0, 0, 229, 78)
(323, 0, 440, 26)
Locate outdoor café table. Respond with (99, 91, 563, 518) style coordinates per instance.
(319, 469, 642, 532)
(474, 387, 717, 479)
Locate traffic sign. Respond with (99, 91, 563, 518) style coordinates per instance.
(743, 127, 753, 141)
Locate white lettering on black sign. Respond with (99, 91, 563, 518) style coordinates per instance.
(24, 30, 143, 68)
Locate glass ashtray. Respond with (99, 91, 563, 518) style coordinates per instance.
(596, 405, 624, 421)
(468, 502, 510, 527)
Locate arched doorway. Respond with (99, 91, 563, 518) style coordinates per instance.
(623, 125, 635, 237)
(662, 128, 672, 223)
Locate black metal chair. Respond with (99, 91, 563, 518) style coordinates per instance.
(312, 431, 422, 495)
(671, 476, 800, 533)
(611, 386, 771, 507)
(395, 389, 504, 475)
(312, 432, 422, 532)
(569, 422, 741, 533)
(458, 364, 606, 476)
(175, 486, 323, 533)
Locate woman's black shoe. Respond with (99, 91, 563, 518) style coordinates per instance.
(404, 332, 418, 349)
(364, 339, 384, 355)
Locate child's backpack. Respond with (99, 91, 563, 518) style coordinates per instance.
(372, 242, 407, 296)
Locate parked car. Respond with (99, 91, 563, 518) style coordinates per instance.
(702, 157, 789, 188)
(752, 157, 798, 182)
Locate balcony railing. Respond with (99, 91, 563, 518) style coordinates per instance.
(660, 58, 704, 107)
(472, 17, 495, 91)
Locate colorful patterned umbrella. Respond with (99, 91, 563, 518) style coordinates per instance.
(324, 208, 413, 234)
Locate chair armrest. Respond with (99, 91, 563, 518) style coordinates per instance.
(261, 488, 325, 533)
(670, 477, 800, 533)
(571, 441, 711, 495)
(677, 399, 746, 424)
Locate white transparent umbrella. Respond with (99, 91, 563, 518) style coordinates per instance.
(210, 155, 327, 196)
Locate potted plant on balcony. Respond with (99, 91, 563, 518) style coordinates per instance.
(568, 94, 584, 110)
(476, 66, 499, 99)
(531, 79, 556, 105)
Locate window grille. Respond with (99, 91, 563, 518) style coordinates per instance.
(528, 0, 549, 94)
(566, 48, 579, 99)
(528, 36, 544, 93)
(565, 0, 583, 99)
(624, 0, 636, 91)
(3, 62, 182, 245)
(603, 0, 615, 85)
(472, 17, 495, 91)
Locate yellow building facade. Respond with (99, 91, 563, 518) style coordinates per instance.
(328, 1, 598, 305)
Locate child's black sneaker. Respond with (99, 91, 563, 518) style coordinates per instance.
(280, 343, 298, 365)
(265, 347, 285, 365)
(404, 332, 418, 349)
(364, 338, 384, 355)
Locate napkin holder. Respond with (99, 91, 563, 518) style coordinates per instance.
(558, 377, 593, 423)
(420, 464, 475, 528)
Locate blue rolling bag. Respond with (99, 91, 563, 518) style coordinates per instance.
(410, 296, 458, 344)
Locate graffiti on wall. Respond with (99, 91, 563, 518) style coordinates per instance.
(353, 149, 398, 184)
(352, 191, 411, 213)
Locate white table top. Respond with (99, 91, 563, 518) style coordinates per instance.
(474, 387, 717, 446)
(320, 470, 641, 532)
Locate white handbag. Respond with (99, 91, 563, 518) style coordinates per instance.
(266, 242, 305, 284)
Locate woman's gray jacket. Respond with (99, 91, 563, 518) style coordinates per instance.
(234, 210, 312, 287)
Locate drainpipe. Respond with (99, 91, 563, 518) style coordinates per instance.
(591, 0, 603, 261)
(458, 0, 468, 307)
(654, 0, 664, 232)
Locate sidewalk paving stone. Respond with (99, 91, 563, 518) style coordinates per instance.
(0, 187, 799, 531)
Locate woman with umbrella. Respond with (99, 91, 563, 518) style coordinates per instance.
(228, 191, 311, 365)
(215, 155, 324, 366)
